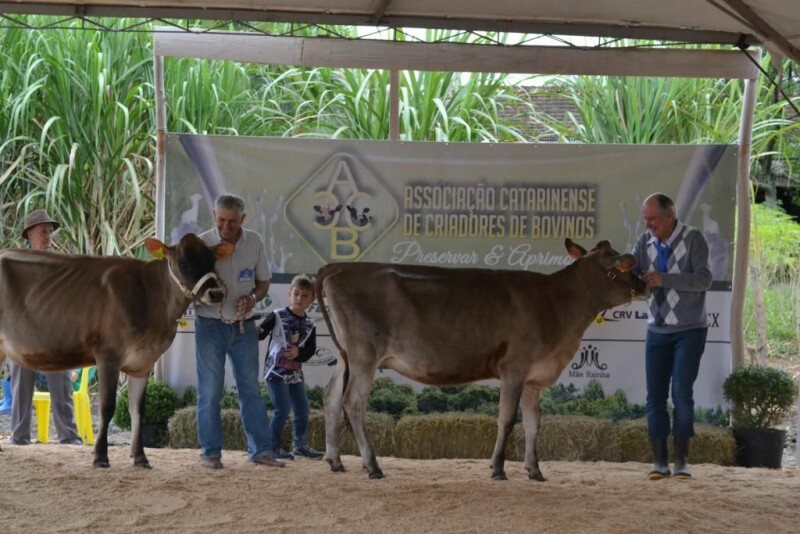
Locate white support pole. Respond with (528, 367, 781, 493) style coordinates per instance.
(730, 74, 758, 370)
(153, 51, 167, 381)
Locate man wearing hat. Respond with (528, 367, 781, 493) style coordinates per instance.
(5, 209, 82, 445)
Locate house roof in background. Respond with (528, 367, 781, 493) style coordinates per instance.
(1, 1, 799, 63)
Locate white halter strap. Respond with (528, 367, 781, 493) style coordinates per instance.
(167, 260, 219, 299)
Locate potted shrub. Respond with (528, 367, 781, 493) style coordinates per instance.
(113, 378, 181, 448)
(722, 364, 798, 468)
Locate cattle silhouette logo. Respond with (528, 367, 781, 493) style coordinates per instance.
(284, 153, 398, 262)
(571, 344, 608, 371)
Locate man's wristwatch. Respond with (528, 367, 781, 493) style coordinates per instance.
(249, 292, 258, 303)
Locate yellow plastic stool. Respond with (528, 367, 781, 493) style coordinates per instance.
(32, 366, 95, 445)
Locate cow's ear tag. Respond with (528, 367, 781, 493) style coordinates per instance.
(595, 314, 605, 325)
(145, 238, 167, 260)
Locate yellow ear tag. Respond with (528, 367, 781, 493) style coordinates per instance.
(177, 318, 188, 328)
(595, 314, 605, 325)
(151, 248, 165, 260)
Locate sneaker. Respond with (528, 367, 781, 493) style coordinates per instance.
(60, 438, 83, 446)
(274, 449, 295, 461)
(292, 445, 323, 459)
(201, 456, 224, 470)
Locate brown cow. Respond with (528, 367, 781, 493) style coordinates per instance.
(317, 239, 649, 480)
(0, 233, 232, 468)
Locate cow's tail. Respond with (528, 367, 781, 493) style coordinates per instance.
(316, 265, 352, 435)
(315, 264, 349, 379)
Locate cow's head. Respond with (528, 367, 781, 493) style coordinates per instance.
(565, 238, 650, 307)
(145, 234, 234, 304)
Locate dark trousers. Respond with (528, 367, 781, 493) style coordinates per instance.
(645, 327, 707, 439)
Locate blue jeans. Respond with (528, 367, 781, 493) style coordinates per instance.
(195, 316, 273, 460)
(267, 378, 310, 451)
(645, 328, 707, 439)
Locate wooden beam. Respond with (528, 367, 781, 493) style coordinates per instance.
(371, 0, 393, 25)
(154, 31, 761, 79)
(716, 0, 800, 64)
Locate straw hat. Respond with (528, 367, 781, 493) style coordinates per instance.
(22, 209, 61, 240)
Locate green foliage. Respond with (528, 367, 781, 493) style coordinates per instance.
(368, 377, 418, 416)
(417, 386, 450, 413)
(540, 380, 647, 422)
(750, 203, 800, 281)
(178, 384, 253, 410)
(181, 385, 197, 407)
(306, 385, 324, 410)
(695, 406, 730, 427)
(1, 20, 155, 254)
(113, 378, 181, 430)
(722, 364, 798, 428)
(742, 203, 800, 360)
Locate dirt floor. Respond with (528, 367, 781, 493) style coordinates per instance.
(1, 444, 798, 533)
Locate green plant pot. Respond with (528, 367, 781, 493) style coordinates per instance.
(733, 428, 785, 469)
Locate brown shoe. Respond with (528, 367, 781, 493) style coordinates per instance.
(201, 456, 224, 470)
(251, 454, 285, 468)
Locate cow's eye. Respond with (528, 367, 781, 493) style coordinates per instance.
(178, 260, 189, 274)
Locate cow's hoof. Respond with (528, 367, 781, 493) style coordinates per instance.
(491, 471, 508, 481)
(326, 457, 345, 472)
(93, 460, 111, 469)
(528, 472, 546, 482)
(368, 470, 385, 480)
(134, 459, 152, 469)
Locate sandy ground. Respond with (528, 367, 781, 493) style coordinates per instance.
(1, 444, 798, 533)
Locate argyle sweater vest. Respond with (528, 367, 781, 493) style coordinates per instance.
(632, 223, 712, 334)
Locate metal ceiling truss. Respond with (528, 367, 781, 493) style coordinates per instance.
(0, 2, 760, 51)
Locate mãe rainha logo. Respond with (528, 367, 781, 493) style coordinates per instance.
(568, 344, 610, 378)
(284, 153, 398, 262)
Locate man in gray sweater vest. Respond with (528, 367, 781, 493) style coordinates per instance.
(632, 193, 712, 480)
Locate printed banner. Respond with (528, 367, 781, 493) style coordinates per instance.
(161, 136, 737, 408)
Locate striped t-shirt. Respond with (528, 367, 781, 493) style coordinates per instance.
(196, 227, 271, 322)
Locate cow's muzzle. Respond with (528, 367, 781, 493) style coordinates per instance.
(168, 262, 223, 301)
(205, 287, 225, 304)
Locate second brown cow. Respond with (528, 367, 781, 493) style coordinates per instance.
(317, 238, 649, 481)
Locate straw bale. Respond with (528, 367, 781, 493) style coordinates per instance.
(517, 415, 619, 462)
(613, 418, 736, 465)
(307, 411, 396, 456)
(394, 413, 499, 459)
(167, 408, 266, 451)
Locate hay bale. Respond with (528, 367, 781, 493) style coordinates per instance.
(307, 411, 396, 456)
(167, 408, 251, 451)
(613, 418, 736, 465)
(395, 413, 499, 459)
(168, 407, 198, 449)
(614, 419, 652, 463)
(685, 424, 736, 466)
(515, 415, 619, 462)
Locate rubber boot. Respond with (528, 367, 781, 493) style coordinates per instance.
(648, 437, 671, 480)
(0, 378, 12, 414)
(674, 437, 692, 479)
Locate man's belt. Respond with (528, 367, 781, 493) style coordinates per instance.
(199, 314, 263, 325)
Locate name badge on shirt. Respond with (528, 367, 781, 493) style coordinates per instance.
(238, 268, 254, 283)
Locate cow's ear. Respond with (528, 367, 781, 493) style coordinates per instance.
(613, 254, 637, 272)
(565, 238, 587, 260)
(213, 242, 235, 259)
(145, 238, 169, 260)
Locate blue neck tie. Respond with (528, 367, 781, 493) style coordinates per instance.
(656, 239, 669, 273)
